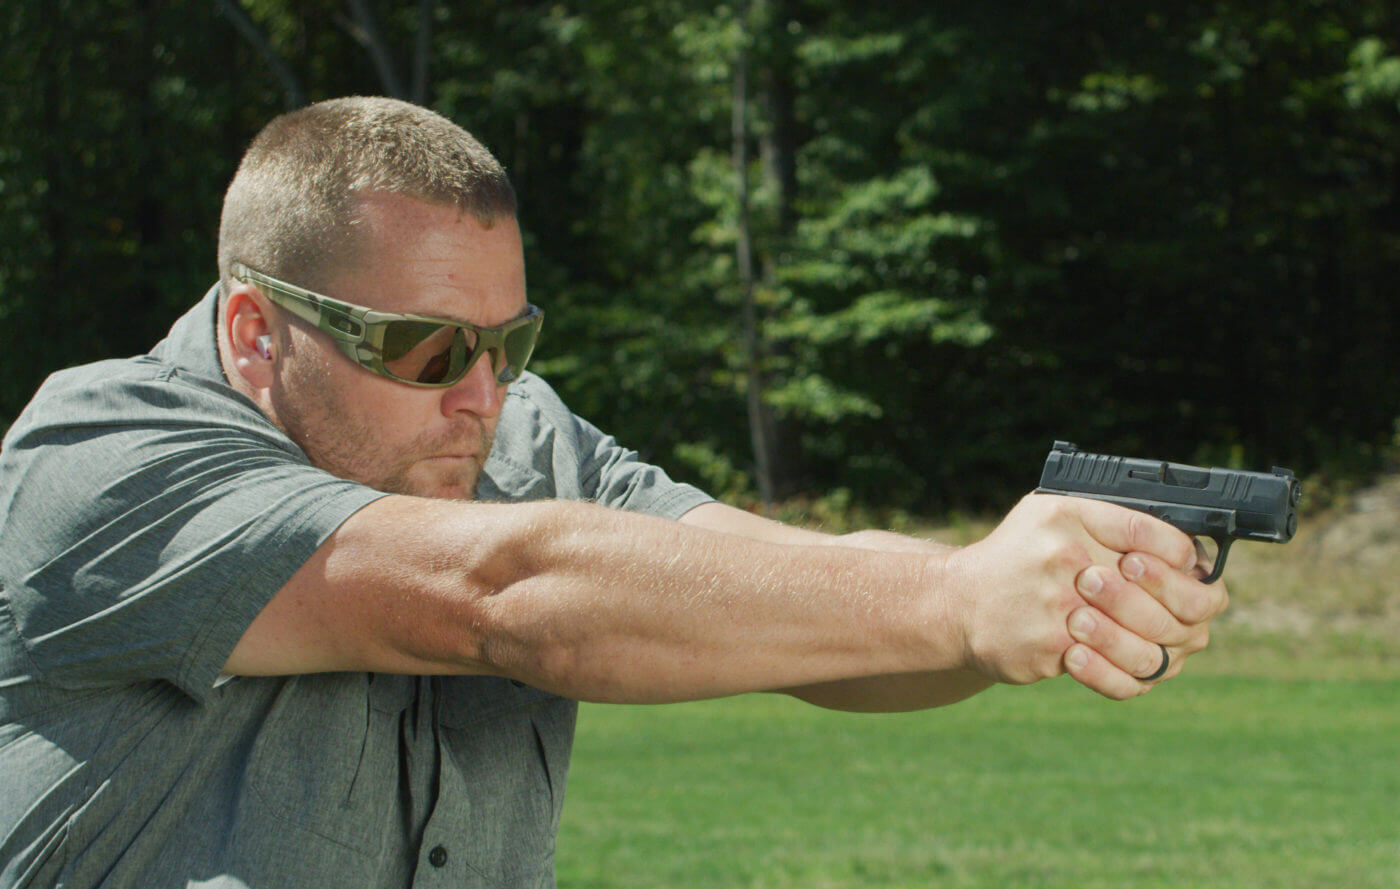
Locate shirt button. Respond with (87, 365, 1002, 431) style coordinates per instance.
(428, 845, 449, 868)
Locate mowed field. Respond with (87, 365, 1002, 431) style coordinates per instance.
(555, 477, 1400, 888)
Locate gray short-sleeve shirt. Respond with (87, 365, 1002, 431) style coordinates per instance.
(0, 286, 712, 888)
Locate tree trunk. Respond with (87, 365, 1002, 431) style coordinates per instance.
(411, 0, 433, 103)
(733, 3, 779, 512)
(344, 0, 406, 99)
(215, 0, 306, 109)
(757, 0, 797, 496)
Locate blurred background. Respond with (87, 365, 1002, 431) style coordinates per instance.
(4, 1, 1398, 517)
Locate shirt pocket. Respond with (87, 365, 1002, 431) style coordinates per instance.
(242, 673, 411, 854)
(436, 677, 578, 885)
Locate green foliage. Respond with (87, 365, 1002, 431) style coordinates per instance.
(1345, 36, 1400, 107)
(3, 2, 1398, 511)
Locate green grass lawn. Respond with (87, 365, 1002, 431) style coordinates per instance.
(558, 486, 1399, 887)
(556, 676, 1399, 888)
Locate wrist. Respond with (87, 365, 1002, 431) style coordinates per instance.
(907, 546, 972, 675)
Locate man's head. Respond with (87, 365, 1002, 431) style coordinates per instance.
(217, 97, 533, 501)
(218, 96, 516, 293)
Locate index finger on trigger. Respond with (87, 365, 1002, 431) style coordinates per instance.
(1067, 497, 1198, 574)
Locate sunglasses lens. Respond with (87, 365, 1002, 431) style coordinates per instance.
(381, 321, 472, 385)
(375, 309, 540, 386)
(497, 319, 540, 383)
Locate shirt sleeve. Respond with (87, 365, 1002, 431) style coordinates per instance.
(0, 363, 386, 701)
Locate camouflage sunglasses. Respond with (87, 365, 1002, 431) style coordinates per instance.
(230, 261, 543, 387)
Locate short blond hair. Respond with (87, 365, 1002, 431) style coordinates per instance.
(218, 96, 516, 293)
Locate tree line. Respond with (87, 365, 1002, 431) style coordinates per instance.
(3, 1, 1398, 514)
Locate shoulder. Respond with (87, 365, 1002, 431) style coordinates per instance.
(500, 372, 570, 425)
(6, 352, 289, 454)
(0, 354, 382, 697)
(0, 352, 343, 579)
(479, 373, 573, 502)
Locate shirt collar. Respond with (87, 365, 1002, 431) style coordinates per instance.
(148, 283, 227, 383)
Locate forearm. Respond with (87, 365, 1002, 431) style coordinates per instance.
(678, 502, 954, 555)
(469, 500, 961, 703)
(676, 500, 983, 712)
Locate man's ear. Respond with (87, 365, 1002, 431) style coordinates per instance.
(222, 283, 276, 390)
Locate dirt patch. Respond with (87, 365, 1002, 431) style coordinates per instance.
(1220, 470, 1400, 645)
(1309, 472, 1400, 567)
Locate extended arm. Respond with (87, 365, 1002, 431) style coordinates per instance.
(226, 493, 1225, 705)
(226, 495, 958, 702)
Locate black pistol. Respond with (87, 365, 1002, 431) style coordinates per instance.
(1035, 441, 1301, 583)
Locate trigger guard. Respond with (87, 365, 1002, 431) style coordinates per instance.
(1197, 536, 1230, 584)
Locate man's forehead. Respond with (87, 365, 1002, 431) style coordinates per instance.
(350, 192, 511, 245)
(332, 194, 526, 323)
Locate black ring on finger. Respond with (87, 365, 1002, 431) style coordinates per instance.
(1137, 644, 1170, 682)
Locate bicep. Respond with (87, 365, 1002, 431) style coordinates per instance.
(224, 496, 505, 678)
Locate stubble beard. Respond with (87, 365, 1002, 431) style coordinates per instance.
(377, 421, 494, 500)
(273, 351, 493, 500)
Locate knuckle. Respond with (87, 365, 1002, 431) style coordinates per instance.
(1125, 510, 1151, 552)
(1047, 499, 1086, 535)
(1105, 681, 1139, 702)
(1171, 539, 1196, 570)
(1043, 495, 1074, 522)
(1048, 542, 1091, 576)
(1145, 611, 1177, 643)
(1184, 625, 1210, 655)
(1139, 648, 1165, 678)
(1040, 633, 1071, 668)
(1129, 509, 1193, 568)
(1057, 591, 1086, 624)
(1178, 590, 1216, 625)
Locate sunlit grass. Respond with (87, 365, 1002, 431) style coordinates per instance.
(558, 679, 1399, 888)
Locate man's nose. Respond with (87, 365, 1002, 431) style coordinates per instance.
(439, 353, 506, 419)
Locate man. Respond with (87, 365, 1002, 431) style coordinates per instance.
(0, 97, 1223, 888)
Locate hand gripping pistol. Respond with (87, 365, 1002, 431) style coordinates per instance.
(1035, 441, 1301, 583)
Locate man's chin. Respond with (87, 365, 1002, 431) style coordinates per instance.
(393, 462, 483, 501)
(423, 483, 479, 501)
